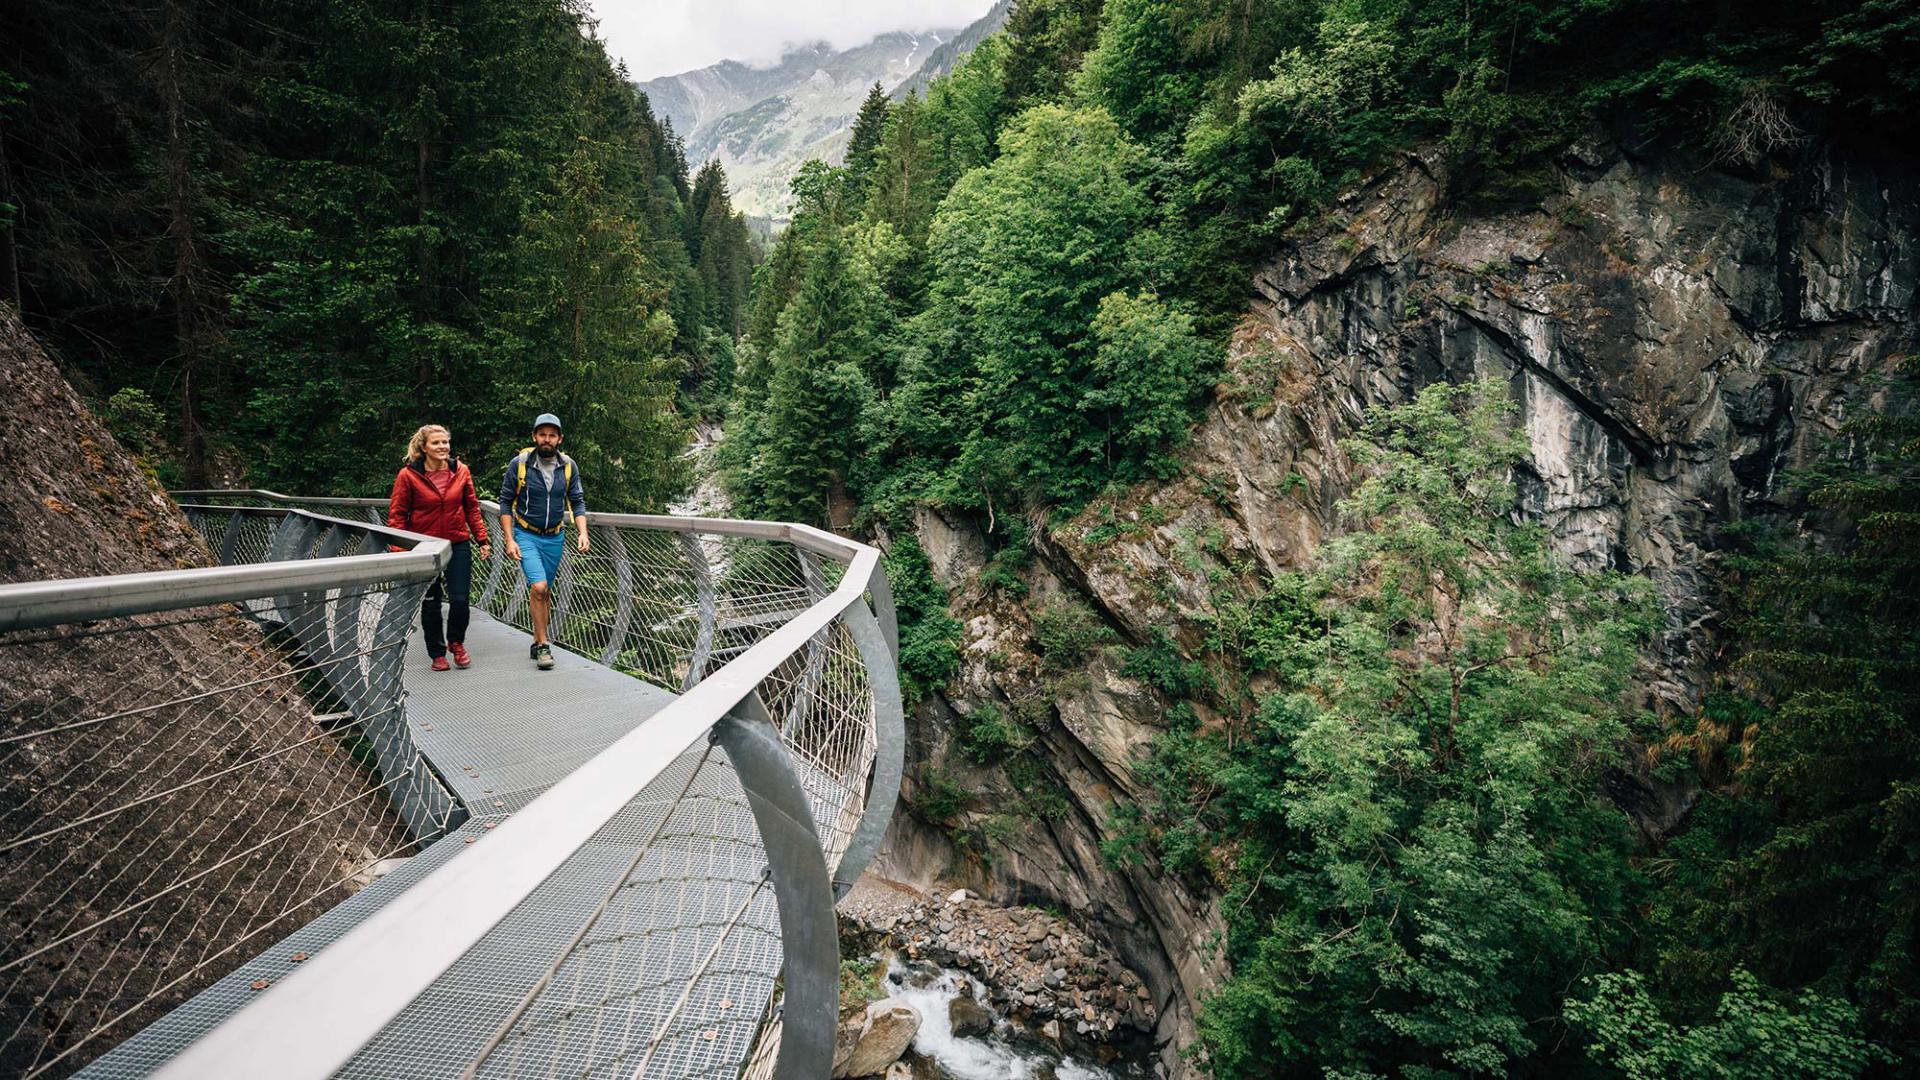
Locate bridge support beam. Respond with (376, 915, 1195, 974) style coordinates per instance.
(832, 592, 904, 900)
(712, 699, 837, 1080)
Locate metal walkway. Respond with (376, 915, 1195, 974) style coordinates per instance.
(1, 494, 904, 1080)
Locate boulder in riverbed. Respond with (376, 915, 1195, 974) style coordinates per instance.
(949, 995, 995, 1038)
(833, 998, 922, 1078)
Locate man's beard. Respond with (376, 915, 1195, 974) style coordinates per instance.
(536, 445, 558, 459)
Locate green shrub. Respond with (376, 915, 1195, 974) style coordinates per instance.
(910, 767, 970, 824)
(1032, 601, 1115, 670)
(957, 702, 1031, 764)
(1121, 628, 1212, 698)
(839, 956, 886, 1013)
(885, 536, 962, 706)
(1565, 968, 1882, 1079)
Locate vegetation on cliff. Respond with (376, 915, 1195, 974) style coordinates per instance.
(5, 0, 1917, 1075)
(717, 1, 1918, 1075)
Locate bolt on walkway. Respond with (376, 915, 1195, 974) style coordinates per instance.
(1, 494, 903, 1080)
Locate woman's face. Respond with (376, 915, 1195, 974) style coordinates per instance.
(426, 432, 451, 461)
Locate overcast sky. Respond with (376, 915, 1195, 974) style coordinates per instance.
(589, 0, 999, 81)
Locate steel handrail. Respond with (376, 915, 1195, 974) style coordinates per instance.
(0, 510, 447, 633)
(145, 493, 899, 1080)
(168, 488, 873, 564)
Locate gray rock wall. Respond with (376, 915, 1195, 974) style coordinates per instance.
(875, 138, 1918, 1077)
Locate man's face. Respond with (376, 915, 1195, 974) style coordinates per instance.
(533, 425, 562, 455)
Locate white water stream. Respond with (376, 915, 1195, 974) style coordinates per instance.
(667, 422, 730, 518)
(881, 961, 1144, 1080)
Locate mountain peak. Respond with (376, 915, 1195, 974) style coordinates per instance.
(634, 2, 1011, 218)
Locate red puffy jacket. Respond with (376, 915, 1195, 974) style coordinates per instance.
(388, 459, 489, 544)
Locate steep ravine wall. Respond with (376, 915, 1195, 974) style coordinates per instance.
(870, 136, 1919, 1077)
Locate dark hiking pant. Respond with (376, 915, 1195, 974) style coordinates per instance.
(422, 540, 472, 658)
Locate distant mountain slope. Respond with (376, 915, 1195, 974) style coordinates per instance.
(891, 0, 1011, 100)
(635, 4, 1006, 217)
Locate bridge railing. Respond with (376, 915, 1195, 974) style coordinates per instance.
(0, 509, 454, 1080)
(153, 490, 904, 1080)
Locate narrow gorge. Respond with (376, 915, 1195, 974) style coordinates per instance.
(865, 136, 1917, 1075)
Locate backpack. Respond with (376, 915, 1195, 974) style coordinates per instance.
(511, 449, 574, 535)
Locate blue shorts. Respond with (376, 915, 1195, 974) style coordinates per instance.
(517, 530, 565, 587)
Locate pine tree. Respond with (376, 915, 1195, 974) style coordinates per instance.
(689, 160, 751, 340)
(1727, 359, 1920, 1061)
(844, 82, 890, 190)
(506, 140, 686, 511)
(747, 228, 878, 524)
(1001, 0, 1107, 106)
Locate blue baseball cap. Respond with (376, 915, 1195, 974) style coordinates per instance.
(532, 412, 563, 432)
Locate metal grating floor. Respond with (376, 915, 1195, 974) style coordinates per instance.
(78, 613, 788, 1079)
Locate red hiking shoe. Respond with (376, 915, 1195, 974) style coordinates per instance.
(449, 642, 471, 669)
(430, 655, 451, 672)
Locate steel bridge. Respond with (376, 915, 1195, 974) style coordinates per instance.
(0, 491, 904, 1080)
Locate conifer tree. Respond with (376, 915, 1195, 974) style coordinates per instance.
(844, 82, 891, 190)
(1726, 360, 1920, 1060)
(750, 227, 878, 524)
(689, 160, 752, 341)
(506, 140, 686, 511)
(864, 93, 940, 246)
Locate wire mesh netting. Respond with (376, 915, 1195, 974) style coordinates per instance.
(68, 492, 895, 1079)
(427, 745, 783, 1080)
(433, 516, 880, 1079)
(0, 510, 451, 1079)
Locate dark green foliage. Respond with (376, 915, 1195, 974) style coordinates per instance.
(1705, 359, 1920, 1063)
(4, 0, 751, 506)
(1032, 601, 1116, 670)
(882, 536, 963, 708)
(839, 956, 887, 1012)
(957, 702, 1031, 765)
(1002, 0, 1106, 107)
(689, 160, 755, 351)
(1101, 716, 1228, 882)
(1127, 384, 1662, 1077)
(709, 4, 1920, 1073)
(1566, 968, 1881, 1079)
(1121, 628, 1211, 698)
(975, 519, 1034, 595)
(1076, 0, 1206, 145)
(843, 83, 891, 190)
(726, 217, 880, 523)
(910, 766, 971, 824)
(891, 104, 1215, 512)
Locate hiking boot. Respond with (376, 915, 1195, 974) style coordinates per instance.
(535, 643, 555, 671)
(430, 655, 451, 672)
(529, 642, 540, 661)
(449, 642, 471, 669)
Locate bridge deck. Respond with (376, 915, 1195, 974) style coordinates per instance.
(81, 613, 785, 1079)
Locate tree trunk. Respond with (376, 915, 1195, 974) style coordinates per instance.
(0, 111, 20, 312)
(413, 1, 438, 391)
(159, 0, 210, 485)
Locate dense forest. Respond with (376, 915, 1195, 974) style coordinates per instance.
(718, 1, 1920, 1077)
(1, 0, 753, 509)
(6, 0, 1920, 1077)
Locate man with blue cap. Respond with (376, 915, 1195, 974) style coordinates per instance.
(499, 413, 589, 670)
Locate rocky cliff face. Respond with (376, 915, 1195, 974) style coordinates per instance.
(873, 137, 1919, 1076)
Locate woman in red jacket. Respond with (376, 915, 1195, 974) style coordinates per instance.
(389, 425, 492, 671)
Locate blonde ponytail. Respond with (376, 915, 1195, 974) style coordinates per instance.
(405, 424, 451, 465)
